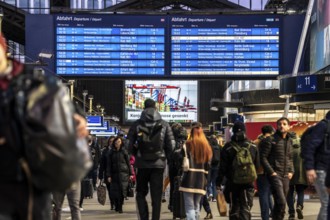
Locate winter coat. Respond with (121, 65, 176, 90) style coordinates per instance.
(106, 148, 131, 197)
(0, 60, 25, 183)
(179, 142, 209, 195)
(259, 131, 294, 177)
(301, 118, 330, 171)
(127, 107, 175, 169)
(98, 146, 110, 181)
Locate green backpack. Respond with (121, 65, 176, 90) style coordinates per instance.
(231, 141, 257, 184)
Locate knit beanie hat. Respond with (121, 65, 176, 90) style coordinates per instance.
(232, 121, 246, 134)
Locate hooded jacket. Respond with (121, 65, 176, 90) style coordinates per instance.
(127, 107, 175, 169)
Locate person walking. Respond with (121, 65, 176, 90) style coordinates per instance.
(216, 121, 259, 220)
(98, 136, 115, 210)
(106, 137, 132, 213)
(259, 117, 294, 220)
(179, 122, 213, 220)
(286, 132, 308, 220)
(301, 110, 330, 220)
(254, 124, 275, 220)
(0, 34, 89, 220)
(127, 98, 175, 220)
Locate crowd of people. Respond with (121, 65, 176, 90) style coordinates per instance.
(2, 31, 330, 220)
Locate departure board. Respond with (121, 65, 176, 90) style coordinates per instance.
(170, 15, 281, 76)
(55, 15, 166, 76)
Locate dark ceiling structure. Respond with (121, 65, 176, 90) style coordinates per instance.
(1, 0, 311, 45)
(102, 0, 245, 12)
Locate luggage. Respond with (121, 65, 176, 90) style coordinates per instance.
(82, 178, 94, 198)
(216, 191, 227, 216)
(172, 176, 186, 219)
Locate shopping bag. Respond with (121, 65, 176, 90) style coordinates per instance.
(97, 181, 107, 205)
(216, 191, 227, 216)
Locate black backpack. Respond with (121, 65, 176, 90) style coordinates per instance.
(11, 71, 92, 191)
(136, 121, 165, 160)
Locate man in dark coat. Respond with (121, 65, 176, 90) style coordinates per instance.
(0, 34, 88, 220)
(259, 117, 294, 220)
(216, 121, 259, 220)
(127, 98, 175, 220)
(305, 110, 330, 220)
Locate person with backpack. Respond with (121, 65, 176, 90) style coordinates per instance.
(127, 98, 175, 220)
(216, 121, 259, 220)
(254, 124, 274, 220)
(301, 110, 330, 220)
(179, 121, 213, 220)
(0, 34, 89, 220)
(259, 117, 294, 220)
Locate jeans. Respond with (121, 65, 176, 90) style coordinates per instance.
(207, 168, 219, 198)
(136, 168, 164, 220)
(314, 170, 328, 220)
(268, 175, 289, 220)
(53, 181, 81, 220)
(287, 184, 307, 215)
(183, 192, 202, 220)
(257, 174, 274, 220)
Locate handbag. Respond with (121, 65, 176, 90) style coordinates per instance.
(182, 143, 189, 172)
(127, 180, 134, 197)
(216, 191, 227, 216)
(97, 180, 107, 205)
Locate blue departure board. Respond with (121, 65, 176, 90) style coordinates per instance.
(55, 15, 166, 76)
(170, 15, 281, 76)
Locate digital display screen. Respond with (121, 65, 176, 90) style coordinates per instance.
(87, 121, 109, 131)
(55, 14, 166, 76)
(170, 15, 281, 76)
(86, 115, 103, 126)
(124, 80, 198, 123)
(310, 0, 330, 73)
(90, 126, 117, 136)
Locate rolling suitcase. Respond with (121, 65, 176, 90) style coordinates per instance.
(172, 176, 186, 219)
(82, 178, 94, 198)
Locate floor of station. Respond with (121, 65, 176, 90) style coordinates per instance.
(61, 190, 321, 220)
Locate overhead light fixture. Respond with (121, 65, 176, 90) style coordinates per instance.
(38, 52, 53, 59)
(210, 106, 219, 111)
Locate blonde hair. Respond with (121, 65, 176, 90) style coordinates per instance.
(187, 127, 213, 164)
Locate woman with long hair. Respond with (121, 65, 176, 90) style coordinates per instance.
(179, 122, 213, 220)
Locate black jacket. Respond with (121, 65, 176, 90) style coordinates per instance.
(216, 136, 259, 189)
(259, 130, 294, 177)
(106, 148, 131, 197)
(127, 107, 175, 169)
(301, 118, 330, 171)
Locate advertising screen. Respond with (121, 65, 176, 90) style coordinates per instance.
(124, 80, 198, 123)
(310, 0, 330, 73)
